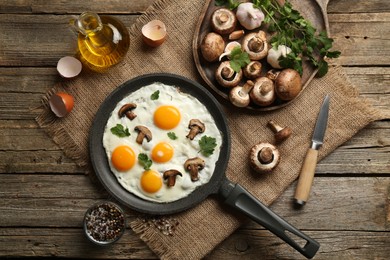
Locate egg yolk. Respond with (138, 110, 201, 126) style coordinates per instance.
(140, 170, 162, 193)
(111, 145, 136, 171)
(151, 142, 174, 163)
(154, 105, 181, 130)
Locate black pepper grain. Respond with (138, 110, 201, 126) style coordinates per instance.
(85, 202, 125, 243)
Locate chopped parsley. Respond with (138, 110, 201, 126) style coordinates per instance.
(110, 124, 130, 137)
(167, 132, 178, 140)
(138, 153, 152, 170)
(150, 90, 160, 100)
(199, 136, 217, 157)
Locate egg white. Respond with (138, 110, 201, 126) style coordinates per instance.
(103, 82, 222, 203)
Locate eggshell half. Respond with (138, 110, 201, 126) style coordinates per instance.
(141, 20, 167, 47)
(49, 92, 74, 117)
(57, 56, 82, 78)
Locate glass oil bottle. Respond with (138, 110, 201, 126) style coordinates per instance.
(71, 12, 130, 72)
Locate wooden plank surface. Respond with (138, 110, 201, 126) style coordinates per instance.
(0, 0, 389, 259)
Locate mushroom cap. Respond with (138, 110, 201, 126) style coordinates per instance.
(188, 119, 205, 132)
(275, 68, 302, 101)
(118, 103, 137, 120)
(201, 32, 225, 62)
(274, 127, 292, 142)
(184, 157, 205, 170)
(134, 125, 152, 143)
(243, 61, 262, 79)
(242, 31, 268, 60)
(250, 77, 275, 106)
(163, 169, 183, 179)
(211, 8, 237, 35)
(215, 61, 243, 88)
(249, 142, 280, 173)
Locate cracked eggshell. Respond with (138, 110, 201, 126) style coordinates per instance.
(49, 92, 74, 117)
(141, 20, 167, 47)
(57, 56, 82, 78)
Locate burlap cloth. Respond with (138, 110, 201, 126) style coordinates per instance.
(36, 0, 388, 259)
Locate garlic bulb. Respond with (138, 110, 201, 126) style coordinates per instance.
(267, 45, 292, 69)
(236, 3, 265, 30)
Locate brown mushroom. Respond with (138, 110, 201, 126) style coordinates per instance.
(249, 77, 275, 107)
(215, 61, 243, 88)
(242, 31, 268, 60)
(118, 103, 137, 120)
(243, 61, 262, 79)
(267, 120, 292, 143)
(249, 142, 280, 173)
(184, 157, 205, 181)
(134, 125, 152, 144)
(274, 68, 302, 101)
(229, 80, 254, 107)
(211, 8, 237, 35)
(163, 170, 183, 187)
(186, 119, 205, 140)
(200, 32, 225, 62)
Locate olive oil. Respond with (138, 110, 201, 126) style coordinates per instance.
(73, 12, 130, 71)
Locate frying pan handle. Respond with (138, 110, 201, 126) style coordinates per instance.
(219, 180, 319, 259)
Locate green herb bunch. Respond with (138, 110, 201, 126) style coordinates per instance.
(217, 0, 341, 77)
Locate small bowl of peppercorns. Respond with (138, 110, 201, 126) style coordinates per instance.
(83, 201, 126, 245)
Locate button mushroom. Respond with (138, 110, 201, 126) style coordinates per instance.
(249, 142, 280, 173)
(163, 170, 182, 187)
(242, 31, 268, 60)
(243, 61, 262, 79)
(201, 32, 225, 62)
(184, 157, 205, 182)
(134, 125, 152, 144)
(215, 61, 243, 88)
(210, 8, 237, 35)
(186, 119, 205, 140)
(267, 120, 292, 143)
(118, 103, 137, 120)
(249, 77, 275, 107)
(219, 41, 241, 61)
(275, 68, 302, 101)
(229, 80, 254, 107)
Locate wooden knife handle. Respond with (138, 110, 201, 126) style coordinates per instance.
(294, 148, 319, 205)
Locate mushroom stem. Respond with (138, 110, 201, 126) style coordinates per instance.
(248, 37, 264, 52)
(240, 80, 255, 96)
(268, 120, 283, 132)
(221, 67, 235, 80)
(163, 170, 182, 187)
(258, 147, 273, 164)
(217, 13, 229, 24)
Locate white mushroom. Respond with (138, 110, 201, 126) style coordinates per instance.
(215, 61, 243, 88)
(250, 77, 275, 106)
(229, 80, 254, 107)
(249, 142, 280, 173)
(219, 41, 241, 61)
(243, 61, 262, 79)
(267, 45, 292, 69)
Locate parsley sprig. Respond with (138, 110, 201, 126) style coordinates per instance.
(229, 46, 251, 73)
(138, 153, 152, 170)
(199, 136, 217, 157)
(110, 124, 130, 137)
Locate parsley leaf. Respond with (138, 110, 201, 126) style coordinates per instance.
(229, 47, 250, 73)
(167, 132, 178, 140)
(199, 136, 217, 157)
(150, 90, 160, 100)
(215, 0, 240, 9)
(138, 153, 152, 170)
(110, 124, 130, 137)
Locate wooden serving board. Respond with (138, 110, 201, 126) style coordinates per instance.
(192, 0, 329, 111)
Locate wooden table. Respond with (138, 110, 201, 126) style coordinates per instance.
(1, 0, 389, 259)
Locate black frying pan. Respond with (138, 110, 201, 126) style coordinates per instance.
(89, 73, 319, 258)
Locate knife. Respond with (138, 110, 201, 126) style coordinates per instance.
(294, 94, 330, 206)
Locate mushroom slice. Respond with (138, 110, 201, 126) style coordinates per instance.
(186, 119, 205, 140)
(219, 41, 241, 61)
(215, 61, 243, 88)
(163, 170, 183, 187)
(184, 157, 205, 181)
(211, 8, 237, 35)
(242, 31, 268, 60)
(249, 77, 275, 107)
(118, 103, 137, 120)
(229, 80, 254, 108)
(134, 125, 152, 144)
(249, 142, 280, 173)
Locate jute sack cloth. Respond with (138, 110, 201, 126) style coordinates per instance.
(36, 0, 387, 259)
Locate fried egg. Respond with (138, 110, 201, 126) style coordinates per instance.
(103, 82, 222, 203)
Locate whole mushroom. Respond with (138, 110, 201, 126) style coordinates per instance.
(249, 142, 280, 173)
(242, 31, 268, 60)
(201, 32, 225, 62)
(229, 80, 255, 107)
(243, 61, 262, 79)
(275, 68, 302, 101)
(250, 77, 275, 107)
(210, 8, 237, 35)
(215, 61, 243, 88)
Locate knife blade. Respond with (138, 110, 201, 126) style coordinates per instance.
(294, 94, 330, 206)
